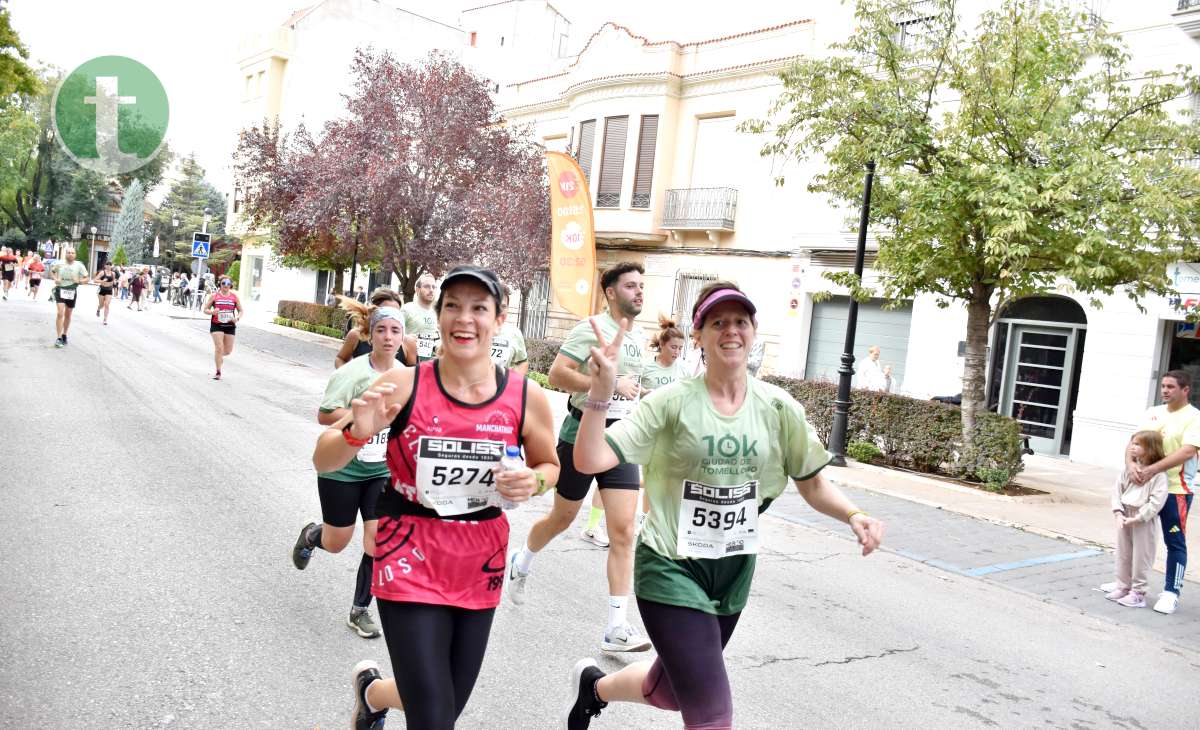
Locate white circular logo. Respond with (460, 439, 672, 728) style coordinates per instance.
(561, 221, 584, 251)
(575, 279, 589, 295)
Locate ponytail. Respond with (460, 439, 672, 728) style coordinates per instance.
(650, 313, 684, 352)
(337, 295, 373, 338)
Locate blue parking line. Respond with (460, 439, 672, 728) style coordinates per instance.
(962, 549, 1102, 577)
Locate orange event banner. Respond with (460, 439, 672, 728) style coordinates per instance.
(545, 151, 596, 319)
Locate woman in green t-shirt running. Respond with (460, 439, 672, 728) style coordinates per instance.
(562, 281, 886, 730)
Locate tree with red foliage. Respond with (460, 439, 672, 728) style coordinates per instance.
(235, 50, 548, 300)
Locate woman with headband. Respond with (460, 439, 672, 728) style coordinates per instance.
(292, 302, 410, 641)
(562, 280, 887, 730)
(202, 276, 243, 380)
(335, 289, 417, 369)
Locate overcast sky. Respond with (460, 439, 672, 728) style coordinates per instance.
(11, 0, 806, 196)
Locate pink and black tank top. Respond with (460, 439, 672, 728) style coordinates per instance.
(210, 292, 238, 325)
(379, 360, 526, 521)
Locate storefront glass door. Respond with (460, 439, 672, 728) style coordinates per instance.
(1001, 325, 1077, 454)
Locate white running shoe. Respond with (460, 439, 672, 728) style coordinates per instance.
(1096, 581, 1119, 594)
(508, 550, 530, 606)
(601, 622, 652, 652)
(1154, 591, 1179, 614)
(580, 527, 609, 548)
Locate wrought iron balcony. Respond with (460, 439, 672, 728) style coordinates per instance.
(661, 187, 737, 231)
(1180, 0, 1200, 11)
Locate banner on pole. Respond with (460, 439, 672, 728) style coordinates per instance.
(545, 151, 596, 319)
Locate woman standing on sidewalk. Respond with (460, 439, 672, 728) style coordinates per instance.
(202, 277, 241, 380)
(313, 265, 559, 729)
(562, 281, 886, 730)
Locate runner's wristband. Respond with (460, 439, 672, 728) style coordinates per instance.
(584, 399, 612, 412)
(341, 424, 370, 448)
(534, 470, 549, 496)
(846, 509, 868, 522)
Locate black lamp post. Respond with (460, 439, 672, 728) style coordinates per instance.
(828, 160, 876, 467)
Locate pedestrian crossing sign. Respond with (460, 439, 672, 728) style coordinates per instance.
(192, 232, 211, 259)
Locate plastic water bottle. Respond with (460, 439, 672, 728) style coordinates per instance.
(496, 445, 524, 510)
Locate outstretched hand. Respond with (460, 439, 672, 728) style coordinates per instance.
(348, 382, 401, 439)
(586, 316, 627, 401)
(849, 513, 885, 556)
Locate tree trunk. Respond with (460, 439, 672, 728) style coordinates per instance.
(960, 284, 994, 453)
(331, 265, 345, 296)
(518, 284, 531, 331)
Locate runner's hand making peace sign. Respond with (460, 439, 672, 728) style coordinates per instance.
(586, 316, 627, 402)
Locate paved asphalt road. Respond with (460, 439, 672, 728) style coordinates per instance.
(1, 290, 1196, 729)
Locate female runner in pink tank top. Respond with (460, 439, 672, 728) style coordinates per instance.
(313, 265, 560, 729)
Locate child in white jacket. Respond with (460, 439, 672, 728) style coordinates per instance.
(1106, 430, 1169, 608)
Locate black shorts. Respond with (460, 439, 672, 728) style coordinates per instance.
(98, 287, 113, 297)
(30, 278, 41, 287)
(554, 438, 640, 501)
(55, 288, 77, 308)
(209, 322, 237, 335)
(2, 270, 13, 282)
(317, 475, 386, 527)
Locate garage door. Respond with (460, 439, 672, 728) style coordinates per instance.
(805, 297, 913, 390)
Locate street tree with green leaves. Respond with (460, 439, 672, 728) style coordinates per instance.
(0, 1, 40, 99)
(152, 154, 229, 271)
(747, 0, 1200, 457)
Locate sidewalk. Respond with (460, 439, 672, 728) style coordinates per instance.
(826, 455, 1198, 583)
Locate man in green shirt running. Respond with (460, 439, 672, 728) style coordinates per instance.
(509, 261, 652, 653)
(403, 273, 440, 362)
(51, 248, 89, 348)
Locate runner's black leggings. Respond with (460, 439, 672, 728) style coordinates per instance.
(376, 600, 495, 729)
(638, 597, 742, 730)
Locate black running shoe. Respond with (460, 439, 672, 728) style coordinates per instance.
(563, 658, 607, 730)
(351, 660, 387, 729)
(292, 522, 317, 570)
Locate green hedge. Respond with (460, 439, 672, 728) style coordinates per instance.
(525, 337, 562, 374)
(760, 375, 1024, 486)
(527, 371, 552, 390)
(278, 300, 349, 332)
(274, 316, 344, 339)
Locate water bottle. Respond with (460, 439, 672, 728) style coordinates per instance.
(496, 445, 524, 510)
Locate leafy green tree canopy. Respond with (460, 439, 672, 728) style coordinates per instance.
(747, 0, 1200, 448)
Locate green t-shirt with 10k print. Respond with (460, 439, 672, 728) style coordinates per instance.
(317, 355, 392, 482)
(558, 311, 645, 444)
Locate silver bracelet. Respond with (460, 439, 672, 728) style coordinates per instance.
(584, 399, 612, 412)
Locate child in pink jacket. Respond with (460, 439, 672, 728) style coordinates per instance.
(1106, 430, 1169, 608)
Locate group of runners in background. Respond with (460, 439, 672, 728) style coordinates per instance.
(300, 260, 886, 730)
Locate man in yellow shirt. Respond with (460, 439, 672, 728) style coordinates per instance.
(1134, 370, 1200, 614)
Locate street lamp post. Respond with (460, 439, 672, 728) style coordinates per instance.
(89, 225, 97, 272)
(828, 160, 877, 467)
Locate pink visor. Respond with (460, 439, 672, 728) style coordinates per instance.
(692, 288, 757, 330)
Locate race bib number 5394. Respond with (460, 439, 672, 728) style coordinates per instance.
(676, 479, 759, 559)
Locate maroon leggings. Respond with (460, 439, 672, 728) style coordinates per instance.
(638, 597, 741, 730)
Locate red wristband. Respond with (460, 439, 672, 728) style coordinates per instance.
(342, 424, 370, 448)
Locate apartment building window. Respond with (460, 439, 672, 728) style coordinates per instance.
(892, 0, 937, 53)
(577, 119, 596, 182)
(596, 115, 629, 208)
(631, 115, 659, 209)
(256, 71, 265, 96)
(244, 75, 253, 99)
(673, 271, 716, 345)
(470, 31, 477, 47)
(520, 270, 550, 339)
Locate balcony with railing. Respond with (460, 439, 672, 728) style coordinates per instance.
(1176, 0, 1200, 37)
(661, 188, 737, 242)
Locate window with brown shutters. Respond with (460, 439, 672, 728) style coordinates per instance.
(631, 115, 658, 208)
(596, 115, 628, 208)
(576, 120, 596, 182)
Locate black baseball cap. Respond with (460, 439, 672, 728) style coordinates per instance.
(435, 265, 503, 311)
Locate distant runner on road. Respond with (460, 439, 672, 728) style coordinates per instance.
(293, 301, 410, 641)
(0, 246, 18, 301)
(202, 277, 242, 380)
(402, 273, 440, 362)
(95, 261, 117, 325)
(562, 281, 885, 730)
(51, 248, 88, 347)
(26, 254, 44, 300)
